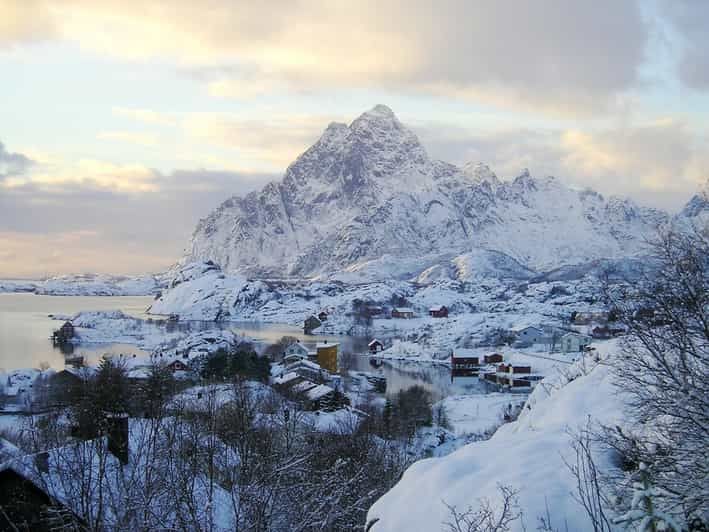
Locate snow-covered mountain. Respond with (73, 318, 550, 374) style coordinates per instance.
(0, 273, 164, 296)
(185, 105, 670, 279)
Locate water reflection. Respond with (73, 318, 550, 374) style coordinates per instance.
(0, 295, 474, 400)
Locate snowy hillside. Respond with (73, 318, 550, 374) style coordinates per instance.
(367, 343, 627, 531)
(0, 273, 163, 296)
(185, 105, 668, 279)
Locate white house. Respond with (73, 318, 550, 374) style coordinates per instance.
(512, 326, 544, 346)
(560, 332, 592, 353)
(284, 341, 309, 359)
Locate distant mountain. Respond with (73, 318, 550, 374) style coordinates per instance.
(185, 105, 674, 279)
(679, 179, 709, 222)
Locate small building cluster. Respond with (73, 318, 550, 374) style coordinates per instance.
(271, 348, 348, 411)
(450, 349, 544, 392)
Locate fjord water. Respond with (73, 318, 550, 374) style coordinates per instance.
(0, 293, 473, 399)
(0, 293, 153, 371)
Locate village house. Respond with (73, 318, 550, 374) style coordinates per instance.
(272, 371, 305, 390)
(560, 332, 593, 353)
(511, 326, 544, 347)
(46, 369, 83, 406)
(304, 315, 322, 334)
(366, 305, 383, 316)
(316, 341, 339, 373)
(284, 358, 328, 383)
(429, 305, 449, 318)
(591, 326, 612, 339)
(391, 307, 414, 319)
(0, 460, 84, 531)
(303, 384, 344, 410)
(284, 341, 310, 359)
(368, 339, 384, 353)
(451, 349, 480, 376)
(52, 321, 75, 344)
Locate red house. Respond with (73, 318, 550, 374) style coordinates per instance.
(429, 305, 449, 318)
(451, 349, 480, 376)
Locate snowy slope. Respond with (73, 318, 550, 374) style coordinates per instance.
(367, 343, 627, 531)
(0, 273, 163, 295)
(185, 105, 667, 279)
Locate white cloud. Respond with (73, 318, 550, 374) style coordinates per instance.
(0, 0, 653, 115)
(416, 119, 708, 209)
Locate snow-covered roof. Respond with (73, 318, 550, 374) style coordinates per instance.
(305, 384, 335, 401)
(285, 359, 322, 371)
(368, 339, 383, 346)
(273, 372, 300, 386)
(291, 380, 318, 394)
(453, 348, 479, 358)
(394, 307, 414, 313)
(428, 305, 446, 311)
(316, 342, 338, 349)
(512, 325, 543, 333)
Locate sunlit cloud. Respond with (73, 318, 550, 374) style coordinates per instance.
(416, 119, 708, 209)
(0, 0, 656, 116)
(2, 157, 160, 193)
(183, 112, 339, 170)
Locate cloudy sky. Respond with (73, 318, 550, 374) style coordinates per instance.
(1, 0, 708, 278)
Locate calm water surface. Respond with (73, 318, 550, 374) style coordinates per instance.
(0, 294, 470, 399)
(0, 293, 154, 371)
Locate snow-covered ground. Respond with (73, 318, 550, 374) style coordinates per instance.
(439, 392, 525, 437)
(148, 261, 607, 356)
(367, 341, 625, 531)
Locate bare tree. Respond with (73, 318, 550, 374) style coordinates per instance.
(602, 226, 709, 527)
(443, 485, 522, 532)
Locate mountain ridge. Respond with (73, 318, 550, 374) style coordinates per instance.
(185, 105, 701, 279)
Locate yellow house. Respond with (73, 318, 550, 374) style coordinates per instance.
(316, 341, 339, 373)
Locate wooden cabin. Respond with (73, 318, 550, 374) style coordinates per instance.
(429, 305, 449, 318)
(368, 339, 384, 353)
(391, 307, 414, 319)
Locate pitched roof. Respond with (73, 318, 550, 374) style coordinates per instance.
(305, 384, 335, 401)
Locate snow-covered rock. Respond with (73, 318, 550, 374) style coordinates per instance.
(149, 262, 248, 321)
(185, 105, 667, 279)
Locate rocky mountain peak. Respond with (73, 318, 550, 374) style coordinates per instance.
(185, 105, 676, 278)
(680, 179, 709, 219)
